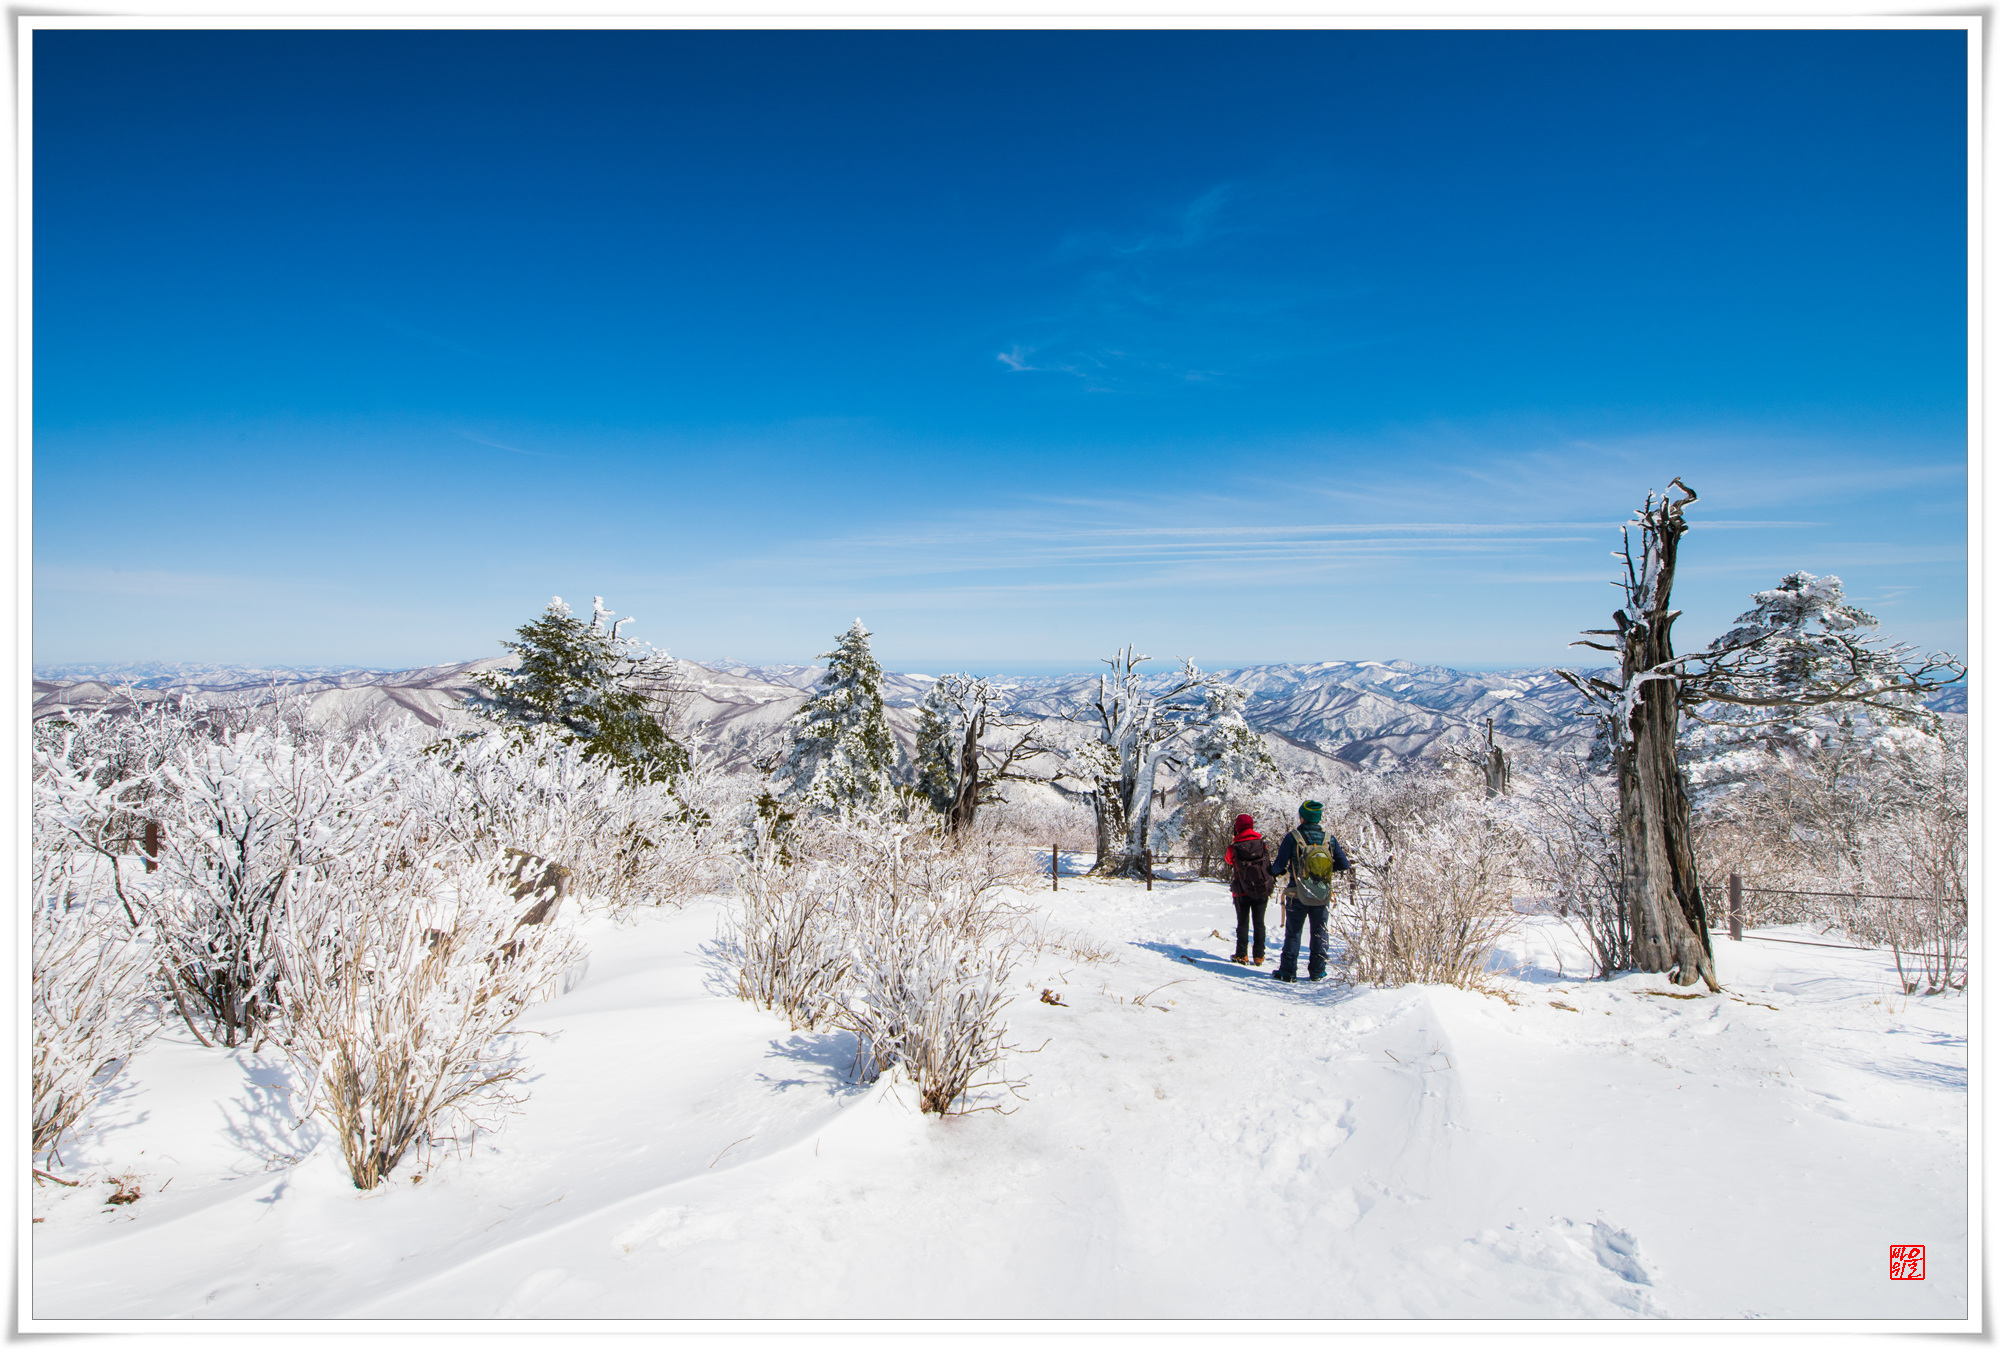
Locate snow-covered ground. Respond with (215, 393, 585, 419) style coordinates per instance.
(30, 869, 1970, 1329)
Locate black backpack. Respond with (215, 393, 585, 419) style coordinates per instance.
(1230, 836, 1274, 900)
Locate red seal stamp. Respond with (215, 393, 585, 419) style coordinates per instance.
(1890, 1245, 1925, 1280)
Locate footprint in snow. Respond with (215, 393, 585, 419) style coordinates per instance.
(1590, 1221, 1652, 1286)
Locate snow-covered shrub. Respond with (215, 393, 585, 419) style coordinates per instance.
(1332, 767, 1523, 990)
(32, 710, 348, 1050)
(822, 816, 1021, 1106)
(727, 810, 1026, 1114)
(276, 852, 585, 1190)
(30, 714, 183, 1163)
(137, 724, 412, 1048)
(30, 830, 160, 1165)
(1831, 725, 1967, 993)
(416, 727, 740, 916)
(978, 790, 1097, 854)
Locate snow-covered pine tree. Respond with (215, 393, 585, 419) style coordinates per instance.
(1682, 571, 1950, 804)
(770, 620, 899, 818)
(1679, 570, 1961, 894)
(1178, 683, 1278, 804)
(912, 680, 964, 817)
(467, 596, 687, 781)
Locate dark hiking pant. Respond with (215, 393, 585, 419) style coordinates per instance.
(1232, 896, 1268, 962)
(1277, 897, 1328, 980)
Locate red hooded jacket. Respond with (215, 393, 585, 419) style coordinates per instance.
(1224, 811, 1264, 873)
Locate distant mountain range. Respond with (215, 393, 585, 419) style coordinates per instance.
(34, 656, 1964, 779)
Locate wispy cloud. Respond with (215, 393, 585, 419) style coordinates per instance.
(591, 424, 1966, 667)
(1051, 182, 1241, 261)
(995, 176, 1353, 390)
(454, 428, 553, 458)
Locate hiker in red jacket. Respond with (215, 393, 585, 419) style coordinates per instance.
(1224, 813, 1277, 966)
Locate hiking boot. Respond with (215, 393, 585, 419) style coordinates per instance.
(1272, 971, 1296, 983)
(1309, 973, 1327, 981)
(1252, 956, 1265, 966)
(1230, 954, 1249, 965)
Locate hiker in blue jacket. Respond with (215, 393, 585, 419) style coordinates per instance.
(1270, 799, 1350, 983)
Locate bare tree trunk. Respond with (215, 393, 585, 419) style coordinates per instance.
(1119, 745, 1165, 877)
(1482, 717, 1510, 798)
(1610, 483, 1718, 990)
(948, 714, 981, 834)
(1090, 788, 1126, 873)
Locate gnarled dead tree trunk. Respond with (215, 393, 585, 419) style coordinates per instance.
(949, 713, 982, 835)
(1563, 480, 1718, 990)
(1562, 482, 1966, 991)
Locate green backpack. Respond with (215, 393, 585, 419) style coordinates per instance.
(1289, 828, 1337, 904)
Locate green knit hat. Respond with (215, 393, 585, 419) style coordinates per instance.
(1299, 800, 1324, 824)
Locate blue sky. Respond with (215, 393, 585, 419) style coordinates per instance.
(32, 27, 1969, 674)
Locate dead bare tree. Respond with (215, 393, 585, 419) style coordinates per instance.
(1560, 481, 1964, 990)
(1074, 647, 1245, 877)
(913, 674, 1053, 836)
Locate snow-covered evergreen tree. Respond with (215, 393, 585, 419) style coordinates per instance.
(467, 596, 686, 781)
(1682, 572, 1951, 805)
(1177, 683, 1278, 805)
(770, 620, 899, 817)
(912, 679, 965, 817)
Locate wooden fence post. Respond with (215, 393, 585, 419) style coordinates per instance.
(1052, 843, 1059, 892)
(1144, 849, 1153, 892)
(1728, 872, 1742, 942)
(143, 819, 160, 874)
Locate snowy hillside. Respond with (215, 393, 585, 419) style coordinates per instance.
(30, 653, 1967, 780)
(30, 659, 509, 732)
(30, 872, 1968, 1324)
(32, 656, 1604, 775)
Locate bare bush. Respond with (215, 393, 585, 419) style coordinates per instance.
(726, 810, 1027, 1114)
(1690, 721, 1967, 992)
(277, 855, 585, 1190)
(1516, 757, 1631, 978)
(1333, 767, 1523, 990)
(726, 847, 852, 1031)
